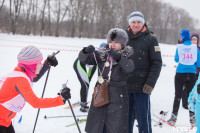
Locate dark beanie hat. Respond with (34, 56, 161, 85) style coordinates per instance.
(180, 29, 190, 42)
(191, 33, 199, 45)
(107, 28, 128, 48)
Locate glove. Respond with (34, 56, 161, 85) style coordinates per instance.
(47, 55, 58, 67)
(60, 87, 71, 102)
(85, 45, 95, 53)
(108, 49, 121, 62)
(143, 84, 153, 94)
(197, 83, 200, 94)
(188, 102, 195, 112)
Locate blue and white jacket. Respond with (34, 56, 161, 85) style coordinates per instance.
(188, 74, 200, 103)
(174, 40, 200, 73)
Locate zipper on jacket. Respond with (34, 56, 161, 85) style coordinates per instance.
(8, 111, 13, 117)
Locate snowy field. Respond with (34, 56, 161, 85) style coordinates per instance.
(0, 33, 196, 133)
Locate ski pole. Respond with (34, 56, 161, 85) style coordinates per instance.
(62, 82, 82, 133)
(44, 115, 88, 119)
(32, 51, 60, 133)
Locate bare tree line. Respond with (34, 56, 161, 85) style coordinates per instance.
(0, 0, 199, 44)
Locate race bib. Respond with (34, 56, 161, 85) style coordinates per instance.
(177, 44, 197, 65)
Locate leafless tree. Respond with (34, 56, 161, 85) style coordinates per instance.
(0, 0, 198, 44)
(9, 0, 23, 34)
(31, 0, 38, 35)
(23, 0, 33, 35)
(0, 0, 5, 12)
(54, 0, 69, 37)
(40, 0, 47, 36)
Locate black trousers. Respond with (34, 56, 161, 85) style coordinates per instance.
(182, 73, 199, 108)
(73, 58, 96, 102)
(172, 73, 196, 114)
(0, 123, 15, 133)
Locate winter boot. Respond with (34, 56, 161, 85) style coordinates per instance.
(80, 102, 89, 112)
(189, 112, 196, 127)
(167, 113, 177, 126)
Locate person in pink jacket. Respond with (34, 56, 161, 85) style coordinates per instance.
(0, 45, 71, 133)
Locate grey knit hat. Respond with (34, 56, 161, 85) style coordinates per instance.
(107, 28, 128, 48)
(129, 11, 145, 25)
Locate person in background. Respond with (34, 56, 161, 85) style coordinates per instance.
(167, 30, 200, 128)
(73, 42, 106, 112)
(191, 33, 200, 79)
(0, 45, 71, 133)
(182, 33, 200, 110)
(126, 11, 162, 133)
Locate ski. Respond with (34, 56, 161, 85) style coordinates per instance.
(153, 113, 176, 128)
(66, 118, 87, 127)
(153, 113, 198, 133)
(64, 101, 81, 109)
(44, 115, 87, 119)
(64, 101, 91, 109)
(152, 118, 163, 127)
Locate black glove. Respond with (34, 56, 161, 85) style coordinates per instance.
(108, 49, 121, 62)
(143, 84, 153, 94)
(47, 55, 58, 67)
(85, 45, 95, 53)
(197, 83, 200, 94)
(60, 87, 71, 102)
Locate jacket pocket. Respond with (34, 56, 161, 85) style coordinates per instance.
(118, 87, 128, 104)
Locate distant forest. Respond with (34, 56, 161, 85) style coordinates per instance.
(0, 0, 199, 44)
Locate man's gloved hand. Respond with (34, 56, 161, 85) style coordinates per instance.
(197, 83, 200, 94)
(143, 84, 153, 94)
(108, 49, 121, 62)
(59, 87, 71, 103)
(188, 102, 195, 112)
(85, 45, 95, 54)
(47, 55, 58, 67)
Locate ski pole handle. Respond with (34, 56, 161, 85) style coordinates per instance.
(52, 50, 60, 57)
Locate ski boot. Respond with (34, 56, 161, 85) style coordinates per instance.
(80, 102, 89, 112)
(189, 112, 196, 127)
(167, 113, 177, 126)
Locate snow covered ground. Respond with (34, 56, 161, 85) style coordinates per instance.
(0, 33, 196, 133)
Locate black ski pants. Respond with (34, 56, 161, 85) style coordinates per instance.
(0, 123, 15, 133)
(172, 73, 196, 115)
(73, 59, 96, 102)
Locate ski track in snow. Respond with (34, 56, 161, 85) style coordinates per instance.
(0, 33, 196, 133)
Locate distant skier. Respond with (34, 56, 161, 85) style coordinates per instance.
(167, 29, 200, 127)
(73, 42, 106, 112)
(0, 45, 71, 133)
(182, 33, 200, 110)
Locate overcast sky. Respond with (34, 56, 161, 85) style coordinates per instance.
(159, 0, 200, 23)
